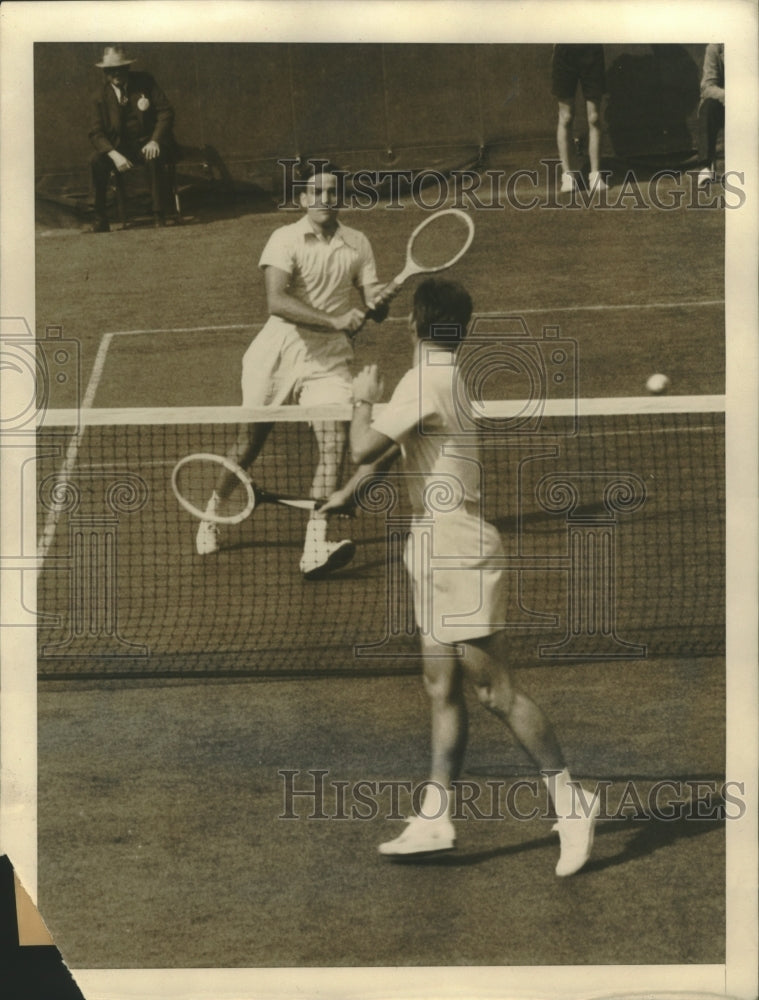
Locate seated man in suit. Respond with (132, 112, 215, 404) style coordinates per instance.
(89, 45, 175, 232)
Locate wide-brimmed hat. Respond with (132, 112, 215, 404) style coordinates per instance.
(96, 45, 136, 69)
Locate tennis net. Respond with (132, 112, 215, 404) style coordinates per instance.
(36, 397, 724, 679)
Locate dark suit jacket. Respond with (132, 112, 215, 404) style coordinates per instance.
(89, 71, 175, 155)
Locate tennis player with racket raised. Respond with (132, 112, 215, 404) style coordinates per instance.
(193, 160, 476, 577)
(324, 278, 600, 875)
(195, 160, 395, 577)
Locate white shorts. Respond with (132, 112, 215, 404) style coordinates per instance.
(241, 318, 353, 408)
(404, 511, 507, 642)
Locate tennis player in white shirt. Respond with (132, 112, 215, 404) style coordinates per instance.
(334, 277, 599, 875)
(196, 161, 393, 577)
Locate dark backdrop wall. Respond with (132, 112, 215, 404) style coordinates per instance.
(34, 42, 707, 187)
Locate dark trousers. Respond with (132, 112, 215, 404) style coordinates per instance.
(90, 147, 167, 218)
(697, 98, 724, 165)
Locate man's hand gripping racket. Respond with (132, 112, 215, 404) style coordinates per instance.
(363, 207, 475, 324)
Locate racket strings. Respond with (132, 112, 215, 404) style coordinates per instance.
(207, 491, 243, 521)
(409, 212, 472, 270)
(173, 455, 252, 523)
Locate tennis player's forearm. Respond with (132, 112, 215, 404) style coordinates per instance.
(350, 410, 373, 462)
(268, 291, 337, 332)
(354, 443, 400, 475)
(349, 414, 394, 465)
(373, 444, 401, 472)
(339, 446, 400, 499)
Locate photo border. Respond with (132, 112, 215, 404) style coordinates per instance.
(1, 1, 756, 997)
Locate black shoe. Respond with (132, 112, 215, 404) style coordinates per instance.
(92, 217, 110, 233)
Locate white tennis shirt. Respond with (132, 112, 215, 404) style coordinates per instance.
(372, 348, 485, 519)
(372, 345, 506, 638)
(258, 214, 379, 318)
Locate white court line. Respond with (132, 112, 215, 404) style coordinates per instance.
(37, 332, 118, 560)
(475, 299, 724, 316)
(103, 322, 258, 336)
(101, 299, 724, 337)
(82, 331, 115, 409)
(93, 298, 725, 343)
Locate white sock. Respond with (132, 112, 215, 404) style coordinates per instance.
(305, 516, 327, 545)
(419, 782, 450, 821)
(543, 768, 575, 820)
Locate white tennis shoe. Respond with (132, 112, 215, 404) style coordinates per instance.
(378, 815, 456, 856)
(195, 518, 220, 555)
(697, 166, 715, 188)
(560, 171, 577, 194)
(552, 795, 600, 877)
(299, 538, 355, 579)
(588, 171, 608, 193)
(195, 492, 221, 555)
(300, 516, 355, 579)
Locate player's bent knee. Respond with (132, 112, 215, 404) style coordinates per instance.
(423, 676, 447, 703)
(558, 107, 574, 127)
(422, 662, 460, 703)
(474, 678, 514, 715)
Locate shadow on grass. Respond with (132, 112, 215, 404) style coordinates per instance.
(385, 804, 725, 873)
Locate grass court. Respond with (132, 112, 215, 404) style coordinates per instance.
(35, 171, 726, 969)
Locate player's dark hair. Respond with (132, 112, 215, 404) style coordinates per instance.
(298, 158, 343, 181)
(412, 278, 473, 347)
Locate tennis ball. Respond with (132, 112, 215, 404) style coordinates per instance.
(646, 373, 670, 395)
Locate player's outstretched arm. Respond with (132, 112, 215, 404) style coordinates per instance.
(320, 364, 399, 515)
(349, 366, 393, 464)
(319, 445, 400, 515)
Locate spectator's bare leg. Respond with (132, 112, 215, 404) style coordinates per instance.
(556, 100, 575, 174)
(586, 98, 603, 177)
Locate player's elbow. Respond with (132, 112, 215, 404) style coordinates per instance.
(267, 291, 295, 323)
(353, 435, 398, 467)
(350, 443, 370, 464)
(266, 290, 284, 316)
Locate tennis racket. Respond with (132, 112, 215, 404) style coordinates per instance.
(367, 208, 475, 319)
(172, 452, 317, 525)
